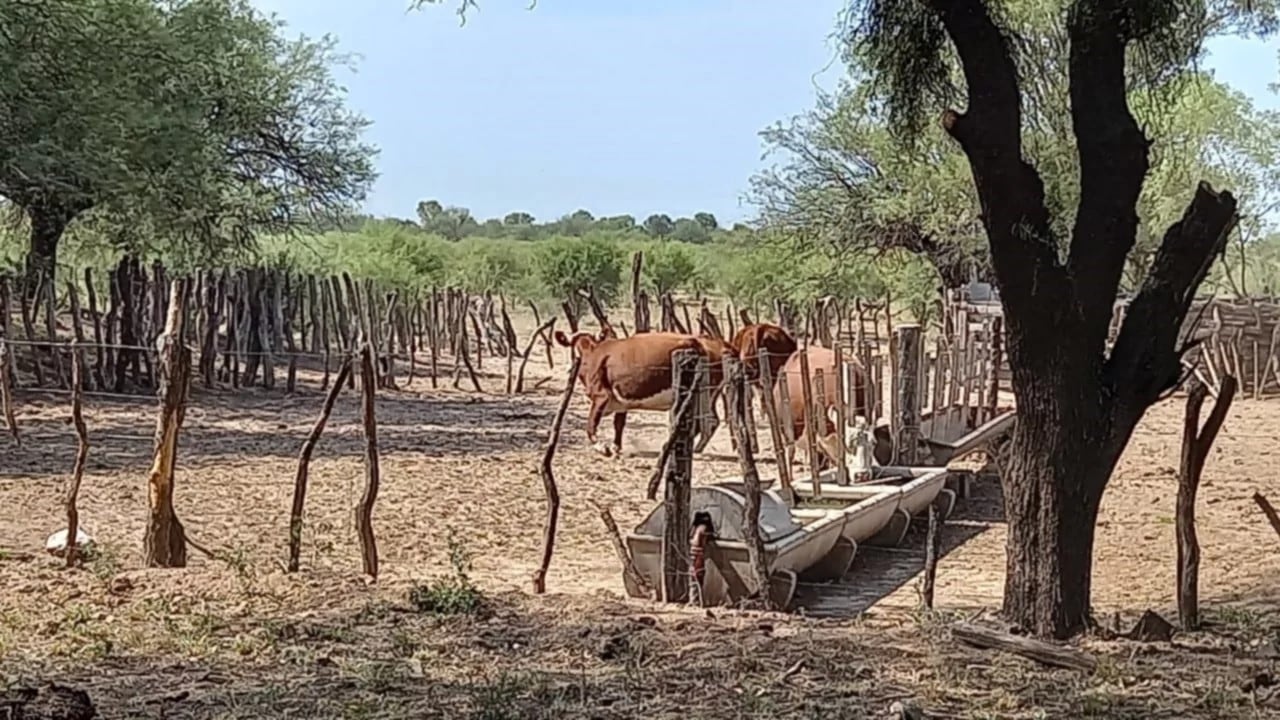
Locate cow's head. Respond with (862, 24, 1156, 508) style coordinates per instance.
(553, 330, 600, 357)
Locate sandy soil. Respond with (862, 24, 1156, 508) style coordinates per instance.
(2, 330, 1279, 718)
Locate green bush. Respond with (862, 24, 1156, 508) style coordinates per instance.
(642, 241, 703, 295)
(407, 534, 484, 616)
(534, 235, 624, 306)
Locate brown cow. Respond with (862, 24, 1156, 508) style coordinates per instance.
(772, 345, 871, 471)
(554, 330, 737, 457)
(729, 322, 797, 387)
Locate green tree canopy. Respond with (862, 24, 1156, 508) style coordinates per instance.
(0, 0, 376, 287)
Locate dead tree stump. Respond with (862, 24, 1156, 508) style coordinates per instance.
(1177, 374, 1236, 630)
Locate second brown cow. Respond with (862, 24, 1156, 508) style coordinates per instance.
(772, 344, 871, 471)
(729, 322, 798, 388)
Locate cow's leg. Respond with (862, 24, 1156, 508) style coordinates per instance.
(586, 395, 616, 457)
(611, 412, 627, 458)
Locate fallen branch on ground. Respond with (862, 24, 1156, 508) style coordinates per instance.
(951, 622, 1097, 672)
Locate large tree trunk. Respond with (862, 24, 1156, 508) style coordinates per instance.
(915, 0, 1240, 641)
(23, 202, 79, 299)
(999, 364, 1118, 637)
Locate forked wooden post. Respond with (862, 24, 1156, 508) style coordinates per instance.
(288, 358, 353, 572)
(1177, 374, 1237, 630)
(661, 349, 699, 603)
(893, 324, 923, 465)
(532, 354, 581, 594)
(355, 343, 381, 579)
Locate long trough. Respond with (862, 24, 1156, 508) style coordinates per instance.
(623, 467, 952, 610)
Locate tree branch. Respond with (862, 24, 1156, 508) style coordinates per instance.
(1065, 0, 1153, 351)
(1107, 182, 1238, 409)
(929, 0, 1069, 333)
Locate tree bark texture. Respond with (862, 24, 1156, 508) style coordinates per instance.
(926, 0, 1240, 638)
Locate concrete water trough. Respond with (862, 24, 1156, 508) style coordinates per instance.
(625, 482, 908, 609)
(791, 466, 954, 548)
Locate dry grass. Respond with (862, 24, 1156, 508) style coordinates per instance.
(2, 323, 1280, 718)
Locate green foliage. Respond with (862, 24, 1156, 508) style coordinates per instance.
(450, 239, 533, 296)
(641, 242, 703, 295)
(407, 534, 484, 616)
(671, 218, 710, 244)
(0, 0, 376, 283)
(643, 214, 675, 237)
(535, 236, 624, 305)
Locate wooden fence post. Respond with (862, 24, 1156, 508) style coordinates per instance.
(726, 356, 772, 608)
(144, 278, 192, 568)
(355, 343, 381, 578)
(532, 354, 581, 594)
(893, 324, 923, 465)
(65, 342, 89, 567)
(1177, 374, 1237, 630)
(661, 350, 699, 603)
(288, 359, 353, 572)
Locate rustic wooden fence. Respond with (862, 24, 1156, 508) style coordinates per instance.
(0, 262, 566, 396)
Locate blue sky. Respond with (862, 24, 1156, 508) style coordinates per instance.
(253, 0, 1278, 226)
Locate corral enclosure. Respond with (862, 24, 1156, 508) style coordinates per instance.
(3, 267, 1280, 717)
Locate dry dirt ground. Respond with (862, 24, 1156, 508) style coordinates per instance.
(2, 337, 1280, 718)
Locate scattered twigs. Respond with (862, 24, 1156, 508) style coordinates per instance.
(355, 343, 381, 578)
(1178, 374, 1237, 630)
(533, 355, 581, 594)
(288, 358, 353, 572)
(590, 497, 653, 598)
(64, 343, 89, 567)
(951, 622, 1097, 672)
